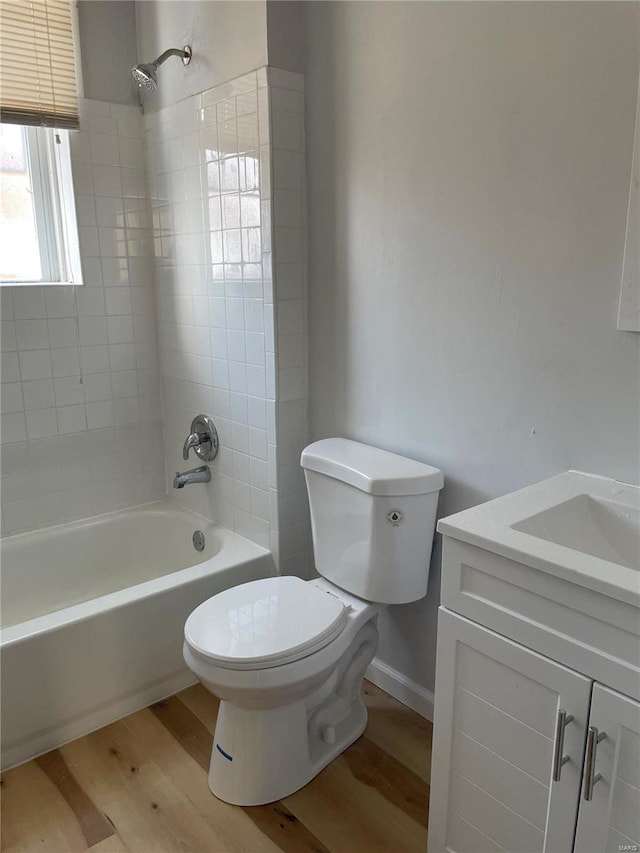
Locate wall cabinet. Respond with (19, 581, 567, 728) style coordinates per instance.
(429, 538, 640, 853)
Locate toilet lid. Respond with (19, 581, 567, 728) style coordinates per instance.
(184, 576, 347, 670)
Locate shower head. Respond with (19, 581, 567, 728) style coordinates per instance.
(132, 45, 192, 93)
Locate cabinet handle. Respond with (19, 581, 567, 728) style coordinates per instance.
(552, 709, 574, 782)
(583, 726, 606, 801)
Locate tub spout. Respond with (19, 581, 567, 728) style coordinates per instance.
(173, 465, 211, 489)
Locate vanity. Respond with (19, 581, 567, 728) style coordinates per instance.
(428, 472, 640, 853)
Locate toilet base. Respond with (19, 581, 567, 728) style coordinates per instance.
(208, 695, 368, 805)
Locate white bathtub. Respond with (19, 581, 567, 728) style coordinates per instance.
(0, 502, 274, 770)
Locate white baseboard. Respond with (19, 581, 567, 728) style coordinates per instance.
(1, 670, 197, 772)
(365, 656, 434, 721)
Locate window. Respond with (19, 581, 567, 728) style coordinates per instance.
(0, 123, 81, 285)
(0, 0, 82, 285)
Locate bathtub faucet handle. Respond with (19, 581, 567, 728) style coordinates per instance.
(183, 431, 202, 460)
(182, 415, 219, 462)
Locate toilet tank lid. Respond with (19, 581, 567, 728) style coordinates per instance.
(301, 438, 444, 496)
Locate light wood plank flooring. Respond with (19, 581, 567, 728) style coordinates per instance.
(0, 680, 432, 853)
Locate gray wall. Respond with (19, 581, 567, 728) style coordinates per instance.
(266, 0, 307, 75)
(304, 1, 640, 692)
(134, 1, 268, 111)
(77, 1, 139, 105)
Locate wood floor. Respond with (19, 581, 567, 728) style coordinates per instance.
(0, 680, 432, 853)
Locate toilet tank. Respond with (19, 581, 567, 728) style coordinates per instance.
(300, 439, 444, 604)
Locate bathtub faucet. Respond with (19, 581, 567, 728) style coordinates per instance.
(173, 465, 211, 489)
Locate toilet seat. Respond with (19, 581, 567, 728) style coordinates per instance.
(184, 576, 347, 670)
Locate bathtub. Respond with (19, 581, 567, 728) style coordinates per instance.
(0, 502, 274, 770)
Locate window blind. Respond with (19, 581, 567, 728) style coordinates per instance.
(0, 0, 79, 129)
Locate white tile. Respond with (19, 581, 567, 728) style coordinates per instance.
(15, 319, 48, 350)
(111, 370, 138, 398)
(227, 329, 246, 362)
(273, 150, 302, 191)
(87, 113, 117, 134)
(224, 298, 243, 330)
(105, 287, 132, 316)
(1, 382, 23, 413)
(245, 331, 265, 365)
(83, 373, 112, 402)
(229, 361, 247, 393)
(246, 364, 266, 398)
(99, 227, 128, 257)
(2, 499, 35, 533)
(33, 493, 67, 528)
(222, 195, 241, 229)
(54, 376, 85, 406)
(119, 136, 144, 168)
(279, 367, 306, 402)
(81, 345, 110, 374)
(271, 87, 302, 114)
(250, 456, 269, 490)
(86, 400, 113, 430)
(101, 258, 129, 286)
(277, 300, 304, 336)
(26, 408, 58, 439)
(238, 113, 259, 152)
(79, 226, 100, 257)
(232, 421, 249, 454)
(2, 352, 20, 383)
(107, 316, 134, 344)
(51, 347, 81, 377)
(275, 228, 304, 264)
(23, 379, 55, 411)
(220, 157, 240, 193)
(12, 288, 46, 319)
(92, 165, 122, 197)
(245, 299, 264, 332)
(1, 321, 16, 352)
(45, 288, 76, 319)
(0, 412, 26, 443)
(249, 426, 268, 460)
(90, 132, 120, 165)
(113, 396, 140, 425)
(95, 196, 125, 227)
(272, 110, 302, 151)
(109, 343, 136, 372)
(79, 317, 108, 346)
(18, 350, 52, 381)
(57, 404, 87, 434)
(274, 190, 303, 228)
(230, 392, 248, 424)
(72, 162, 94, 195)
(47, 318, 77, 349)
(76, 288, 105, 316)
(268, 68, 304, 92)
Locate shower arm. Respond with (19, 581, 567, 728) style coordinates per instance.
(153, 47, 191, 69)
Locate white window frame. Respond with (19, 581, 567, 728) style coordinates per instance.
(2, 124, 83, 287)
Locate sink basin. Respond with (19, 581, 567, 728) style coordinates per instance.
(512, 494, 640, 570)
(437, 471, 640, 605)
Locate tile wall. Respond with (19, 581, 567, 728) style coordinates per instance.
(269, 69, 312, 578)
(1, 71, 311, 576)
(0, 99, 164, 536)
(144, 67, 311, 569)
(144, 70, 274, 549)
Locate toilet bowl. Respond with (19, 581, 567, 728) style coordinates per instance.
(183, 576, 382, 805)
(184, 438, 443, 805)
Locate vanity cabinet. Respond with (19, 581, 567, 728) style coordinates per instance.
(429, 534, 640, 853)
(574, 685, 640, 852)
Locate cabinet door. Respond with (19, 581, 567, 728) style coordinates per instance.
(428, 609, 592, 853)
(574, 684, 640, 852)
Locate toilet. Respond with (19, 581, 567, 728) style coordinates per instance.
(183, 438, 443, 805)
